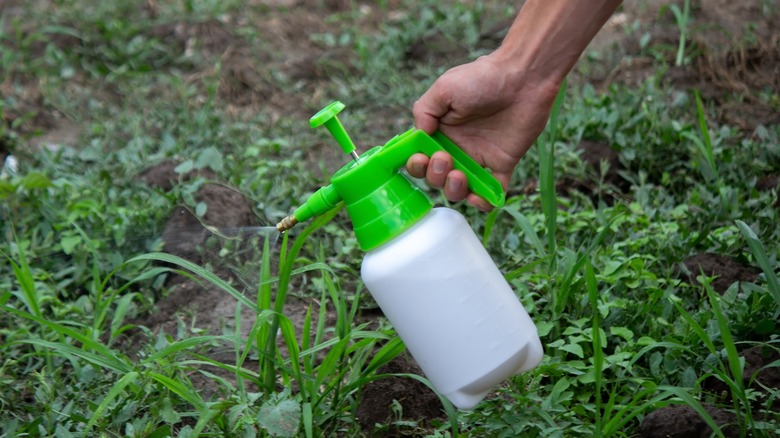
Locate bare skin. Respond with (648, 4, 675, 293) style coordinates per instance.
(407, 0, 623, 210)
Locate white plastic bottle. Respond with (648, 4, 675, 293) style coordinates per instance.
(361, 208, 543, 409)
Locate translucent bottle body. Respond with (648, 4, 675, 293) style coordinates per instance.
(361, 208, 543, 409)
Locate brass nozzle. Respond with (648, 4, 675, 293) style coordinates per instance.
(276, 215, 298, 232)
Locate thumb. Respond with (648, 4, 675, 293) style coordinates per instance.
(412, 81, 451, 135)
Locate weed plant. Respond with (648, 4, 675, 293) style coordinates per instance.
(2, 0, 779, 436)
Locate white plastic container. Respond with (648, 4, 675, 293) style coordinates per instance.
(361, 207, 544, 409)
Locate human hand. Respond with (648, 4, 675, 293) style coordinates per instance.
(406, 0, 621, 210)
(407, 54, 560, 210)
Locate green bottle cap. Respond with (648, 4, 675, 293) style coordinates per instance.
(294, 101, 505, 251)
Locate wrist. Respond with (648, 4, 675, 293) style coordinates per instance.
(487, 0, 622, 92)
(481, 50, 563, 108)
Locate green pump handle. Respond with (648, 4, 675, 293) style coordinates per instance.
(307, 100, 504, 209)
(376, 129, 505, 209)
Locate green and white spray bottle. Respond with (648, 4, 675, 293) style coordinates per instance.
(277, 101, 543, 409)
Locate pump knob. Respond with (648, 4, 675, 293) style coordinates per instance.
(310, 101, 360, 162)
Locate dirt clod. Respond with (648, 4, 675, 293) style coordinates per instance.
(681, 253, 761, 294)
(756, 174, 779, 192)
(703, 345, 780, 413)
(135, 159, 261, 332)
(638, 404, 739, 438)
(136, 160, 218, 192)
(357, 354, 444, 434)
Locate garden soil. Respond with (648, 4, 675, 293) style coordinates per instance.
(3, 0, 779, 433)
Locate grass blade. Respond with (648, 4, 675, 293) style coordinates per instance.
(150, 372, 206, 411)
(192, 402, 223, 437)
(504, 255, 551, 282)
(538, 79, 567, 262)
(19, 339, 127, 374)
(736, 220, 780, 306)
(481, 208, 500, 247)
(670, 297, 718, 356)
(182, 358, 260, 381)
(302, 402, 313, 438)
(126, 252, 260, 313)
(146, 335, 230, 363)
(84, 371, 139, 434)
(258, 229, 273, 310)
(6, 244, 41, 318)
(684, 89, 718, 182)
(110, 292, 137, 342)
(704, 282, 752, 427)
(668, 0, 690, 66)
(3, 305, 132, 373)
(602, 384, 667, 434)
(503, 205, 545, 255)
(585, 258, 604, 431)
(363, 336, 405, 376)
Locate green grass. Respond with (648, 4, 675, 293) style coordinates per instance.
(2, 0, 780, 436)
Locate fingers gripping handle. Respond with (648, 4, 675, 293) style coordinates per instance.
(378, 129, 506, 209)
(430, 131, 505, 208)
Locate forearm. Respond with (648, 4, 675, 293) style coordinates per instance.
(490, 0, 623, 88)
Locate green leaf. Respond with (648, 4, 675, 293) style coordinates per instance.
(175, 160, 194, 174)
(147, 425, 173, 438)
(364, 336, 405, 375)
(537, 80, 566, 261)
(692, 89, 717, 181)
(60, 235, 82, 255)
(55, 424, 75, 438)
(160, 397, 181, 424)
(257, 399, 301, 437)
(602, 260, 623, 277)
(192, 403, 222, 436)
(547, 377, 572, 406)
(302, 402, 313, 438)
(536, 321, 555, 337)
(195, 201, 207, 217)
(21, 172, 52, 189)
(585, 258, 604, 430)
(196, 146, 223, 172)
(610, 327, 634, 342)
(0, 180, 17, 197)
(705, 285, 745, 397)
(560, 343, 584, 359)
